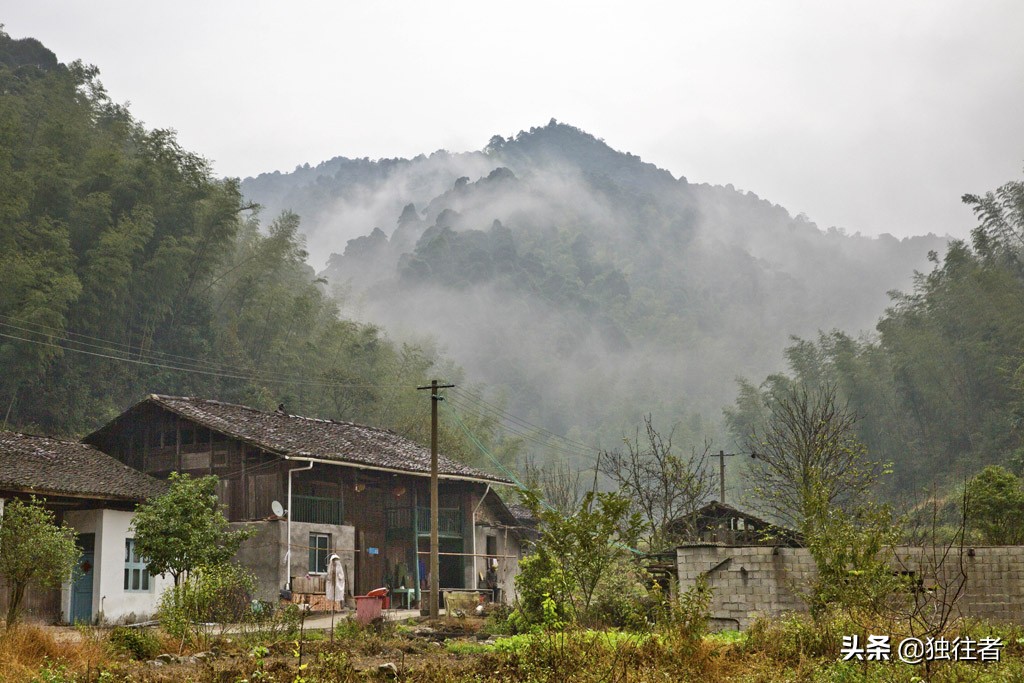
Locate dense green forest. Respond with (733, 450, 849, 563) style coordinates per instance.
(726, 176, 1024, 495)
(0, 31, 515, 471)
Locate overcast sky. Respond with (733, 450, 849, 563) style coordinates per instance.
(7, 2, 1024, 239)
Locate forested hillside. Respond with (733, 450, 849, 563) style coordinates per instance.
(0, 31, 513, 471)
(6, 28, 1012, 495)
(727, 176, 1024, 494)
(243, 121, 948, 466)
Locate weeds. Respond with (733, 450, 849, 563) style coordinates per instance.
(108, 626, 161, 660)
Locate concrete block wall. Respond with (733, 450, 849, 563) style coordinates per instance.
(677, 544, 1024, 629)
(890, 545, 1024, 624)
(233, 519, 356, 604)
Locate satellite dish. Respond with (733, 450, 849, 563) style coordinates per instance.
(271, 500, 286, 517)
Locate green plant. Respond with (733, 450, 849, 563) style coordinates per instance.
(29, 659, 74, 683)
(803, 486, 901, 619)
(511, 488, 646, 629)
(307, 650, 356, 682)
(240, 644, 271, 683)
(966, 465, 1024, 544)
(333, 618, 361, 641)
(108, 625, 161, 660)
(132, 472, 254, 586)
(158, 562, 256, 649)
(587, 556, 655, 629)
(654, 576, 712, 651)
(290, 639, 308, 683)
(0, 497, 79, 627)
(445, 640, 492, 655)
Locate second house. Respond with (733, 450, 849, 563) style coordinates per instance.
(84, 395, 523, 610)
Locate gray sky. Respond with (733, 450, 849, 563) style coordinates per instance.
(7, 1, 1024, 239)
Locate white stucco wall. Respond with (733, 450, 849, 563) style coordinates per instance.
(62, 509, 171, 624)
(472, 521, 521, 603)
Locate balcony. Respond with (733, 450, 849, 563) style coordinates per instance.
(292, 495, 344, 526)
(385, 506, 463, 540)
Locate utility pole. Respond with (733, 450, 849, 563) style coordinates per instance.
(717, 450, 737, 503)
(417, 379, 454, 617)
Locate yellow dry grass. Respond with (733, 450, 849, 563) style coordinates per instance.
(0, 623, 107, 682)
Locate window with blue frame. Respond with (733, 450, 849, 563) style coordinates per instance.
(124, 539, 151, 591)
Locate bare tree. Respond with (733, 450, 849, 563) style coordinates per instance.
(599, 415, 713, 550)
(746, 383, 882, 531)
(521, 454, 584, 515)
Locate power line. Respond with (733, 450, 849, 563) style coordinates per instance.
(0, 316, 412, 387)
(450, 386, 595, 450)
(448, 387, 597, 454)
(0, 329, 416, 391)
(442, 399, 596, 499)
(444, 395, 595, 462)
(0, 315, 246, 373)
(0, 319, 247, 377)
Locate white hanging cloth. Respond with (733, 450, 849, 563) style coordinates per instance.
(326, 553, 345, 603)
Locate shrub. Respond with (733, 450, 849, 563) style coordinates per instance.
(158, 562, 256, 647)
(509, 548, 568, 632)
(587, 556, 655, 629)
(744, 611, 853, 662)
(652, 576, 712, 653)
(108, 626, 161, 660)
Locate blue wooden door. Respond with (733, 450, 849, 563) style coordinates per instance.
(71, 534, 95, 624)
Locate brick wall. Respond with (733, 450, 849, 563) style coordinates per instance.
(677, 544, 1024, 630)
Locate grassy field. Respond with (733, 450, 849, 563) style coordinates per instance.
(3, 614, 1022, 682)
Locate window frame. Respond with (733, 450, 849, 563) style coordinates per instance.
(308, 533, 331, 574)
(123, 538, 152, 592)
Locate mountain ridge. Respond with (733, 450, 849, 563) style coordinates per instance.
(240, 120, 948, 458)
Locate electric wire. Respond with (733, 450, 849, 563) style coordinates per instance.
(0, 327, 417, 390)
(0, 315, 253, 374)
(442, 399, 643, 555)
(0, 317, 410, 388)
(444, 395, 593, 457)
(444, 395, 596, 463)
(449, 386, 597, 453)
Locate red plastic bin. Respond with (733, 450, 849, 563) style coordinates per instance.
(366, 587, 390, 610)
(355, 595, 383, 624)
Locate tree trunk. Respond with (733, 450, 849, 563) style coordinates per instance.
(6, 582, 25, 627)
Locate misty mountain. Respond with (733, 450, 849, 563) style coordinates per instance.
(241, 121, 947, 462)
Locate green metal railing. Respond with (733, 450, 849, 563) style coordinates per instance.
(385, 506, 462, 538)
(292, 495, 344, 525)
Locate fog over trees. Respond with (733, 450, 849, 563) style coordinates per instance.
(242, 121, 948, 475)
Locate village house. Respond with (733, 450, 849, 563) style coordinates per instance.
(669, 501, 802, 547)
(84, 395, 524, 610)
(0, 430, 169, 624)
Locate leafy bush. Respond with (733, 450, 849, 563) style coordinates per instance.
(510, 489, 646, 631)
(107, 626, 161, 660)
(28, 659, 74, 683)
(158, 563, 256, 647)
(744, 611, 853, 662)
(509, 549, 568, 632)
(587, 556, 655, 629)
(480, 603, 513, 636)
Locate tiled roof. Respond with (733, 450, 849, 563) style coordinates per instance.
(0, 430, 167, 502)
(506, 502, 538, 525)
(131, 395, 512, 484)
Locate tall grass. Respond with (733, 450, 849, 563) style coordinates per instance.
(0, 624, 106, 682)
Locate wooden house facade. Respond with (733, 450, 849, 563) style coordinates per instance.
(84, 395, 522, 607)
